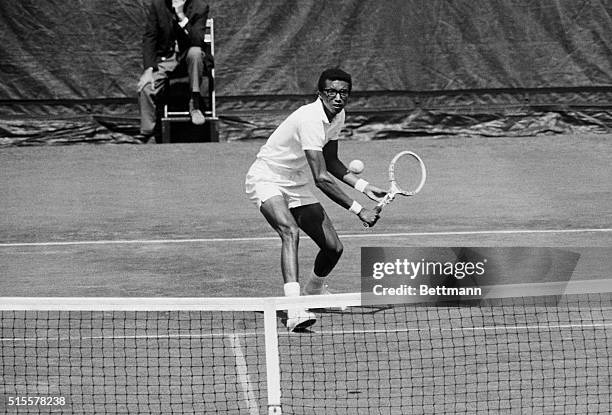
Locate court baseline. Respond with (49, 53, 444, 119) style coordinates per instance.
(1, 228, 611, 248)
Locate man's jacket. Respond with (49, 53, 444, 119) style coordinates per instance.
(142, 0, 213, 71)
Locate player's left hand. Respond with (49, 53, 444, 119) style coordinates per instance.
(363, 184, 387, 203)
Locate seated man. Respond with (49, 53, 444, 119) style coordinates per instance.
(137, 0, 214, 142)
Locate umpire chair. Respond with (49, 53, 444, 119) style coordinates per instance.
(161, 18, 219, 143)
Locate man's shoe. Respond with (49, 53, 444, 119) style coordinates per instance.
(286, 309, 317, 332)
(134, 134, 156, 144)
(189, 99, 206, 125)
(190, 108, 206, 125)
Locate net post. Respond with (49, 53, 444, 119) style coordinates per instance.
(263, 300, 282, 414)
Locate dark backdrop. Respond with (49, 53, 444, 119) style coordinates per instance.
(1, 0, 611, 142)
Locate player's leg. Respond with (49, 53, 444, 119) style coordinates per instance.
(290, 203, 344, 294)
(246, 173, 316, 331)
(261, 197, 317, 330)
(259, 195, 301, 284)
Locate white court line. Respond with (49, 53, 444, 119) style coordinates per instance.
(3, 322, 611, 343)
(227, 334, 260, 415)
(1, 228, 611, 248)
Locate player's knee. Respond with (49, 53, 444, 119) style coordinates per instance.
(277, 222, 299, 242)
(327, 241, 343, 261)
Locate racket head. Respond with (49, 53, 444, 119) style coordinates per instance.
(388, 151, 426, 196)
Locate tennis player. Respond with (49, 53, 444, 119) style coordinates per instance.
(245, 68, 387, 331)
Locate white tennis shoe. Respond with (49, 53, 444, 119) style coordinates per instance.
(286, 309, 317, 332)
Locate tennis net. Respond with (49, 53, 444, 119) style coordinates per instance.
(1, 279, 610, 414)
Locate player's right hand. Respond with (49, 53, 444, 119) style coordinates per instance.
(358, 208, 380, 227)
(137, 68, 154, 92)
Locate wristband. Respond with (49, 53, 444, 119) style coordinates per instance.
(348, 201, 363, 215)
(354, 179, 369, 193)
(178, 17, 189, 28)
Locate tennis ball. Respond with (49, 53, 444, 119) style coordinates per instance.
(348, 159, 365, 174)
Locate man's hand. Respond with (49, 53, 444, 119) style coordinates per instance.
(172, 0, 186, 19)
(358, 207, 380, 227)
(363, 184, 388, 204)
(137, 67, 154, 92)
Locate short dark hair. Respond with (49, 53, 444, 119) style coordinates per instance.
(317, 68, 352, 92)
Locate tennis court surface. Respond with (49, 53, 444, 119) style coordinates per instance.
(1, 135, 611, 413)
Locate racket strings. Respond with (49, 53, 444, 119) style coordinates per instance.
(390, 153, 426, 195)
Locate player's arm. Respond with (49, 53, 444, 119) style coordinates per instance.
(322, 140, 387, 203)
(304, 149, 379, 226)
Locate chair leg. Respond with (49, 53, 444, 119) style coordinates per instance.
(206, 118, 219, 142)
(161, 119, 171, 144)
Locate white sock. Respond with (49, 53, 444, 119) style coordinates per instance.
(284, 282, 300, 297)
(284, 282, 303, 320)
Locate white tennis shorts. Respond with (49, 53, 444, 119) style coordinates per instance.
(245, 158, 318, 209)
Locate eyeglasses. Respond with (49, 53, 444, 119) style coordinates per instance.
(322, 88, 350, 99)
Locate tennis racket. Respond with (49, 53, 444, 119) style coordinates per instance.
(363, 151, 427, 228)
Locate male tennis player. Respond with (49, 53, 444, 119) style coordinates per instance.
(245, 68, 387, 331)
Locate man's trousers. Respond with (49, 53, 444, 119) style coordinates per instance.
(139, 47, 210, 136)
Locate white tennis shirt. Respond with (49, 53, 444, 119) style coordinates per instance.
(256, 98, 345, 173)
